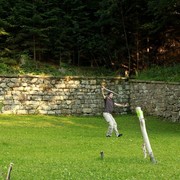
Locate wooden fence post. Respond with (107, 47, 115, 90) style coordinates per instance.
(6, 163, 13, 180)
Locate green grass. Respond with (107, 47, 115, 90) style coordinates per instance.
(0, 115, 179, 180)
(135, 64, 180, 82)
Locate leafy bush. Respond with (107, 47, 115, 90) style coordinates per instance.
(0, 57, 17, 66)
(135, 64, 180, 82)
(0, 63, 10, 74)
(0, 56, 179, 81)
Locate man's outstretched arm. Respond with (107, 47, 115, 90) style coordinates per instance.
(114, 102, 129, 107)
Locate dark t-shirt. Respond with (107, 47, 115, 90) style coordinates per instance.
(104, 97, 114, 113)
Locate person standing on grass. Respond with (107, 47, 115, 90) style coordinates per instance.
(101, 86, 127, 137)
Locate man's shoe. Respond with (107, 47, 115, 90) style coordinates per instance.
(118, 134, 123, 137)
(106, 135, 111, 137)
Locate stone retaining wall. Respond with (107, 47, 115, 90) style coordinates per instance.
(0, 76, 179, 122)
(130, 80, 180, 122)
(0, 76, 129, 116)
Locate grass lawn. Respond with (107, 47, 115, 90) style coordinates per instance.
(0, 114, 179, 180)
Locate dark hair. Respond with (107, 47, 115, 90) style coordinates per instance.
(107, 92, 113, 96)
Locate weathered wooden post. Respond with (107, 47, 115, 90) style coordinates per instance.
(136, 107, 156, 163)
(100, 151, 104, 160)
(6, 163, 13, 180)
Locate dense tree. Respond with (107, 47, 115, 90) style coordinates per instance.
(0, 0, 179, 73)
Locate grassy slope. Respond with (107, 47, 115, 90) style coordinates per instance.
(1, 60, 179, 82)
(0, 115, 179, 179)
(134, 64, 180, 82)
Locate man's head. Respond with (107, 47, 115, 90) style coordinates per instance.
(107, 92, 113, 98)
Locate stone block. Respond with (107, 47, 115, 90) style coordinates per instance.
(82, 108, 92, 114)
(17, 110, 28, 114)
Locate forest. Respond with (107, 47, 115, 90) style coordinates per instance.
(0, 0, 179, 75)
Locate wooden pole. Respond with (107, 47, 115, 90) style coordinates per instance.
(100, 151, 104, 160)
(6, 163, 13, 180)
(103, 87, 120, 96)
(136, 107, 156, 163)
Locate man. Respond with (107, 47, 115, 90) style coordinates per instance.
(101, 86, 127, 137)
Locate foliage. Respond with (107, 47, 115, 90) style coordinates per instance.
(0, 115, 179, 179)
(147, 0, 179, 32)
(0, 57, 17, 66)
(0, 63, 8, 72)
(0, 60, 116, 77)
(0, 101, 4, 112)
(135, 64, 180, 82)
(0, 59, 179, 82)
(0, 0, 179, 73)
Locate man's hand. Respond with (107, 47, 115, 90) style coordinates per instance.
(101, 86, 105, 90)
(124, 103, 129, 107)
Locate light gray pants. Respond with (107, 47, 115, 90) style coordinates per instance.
(103, 112, 119, 136)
